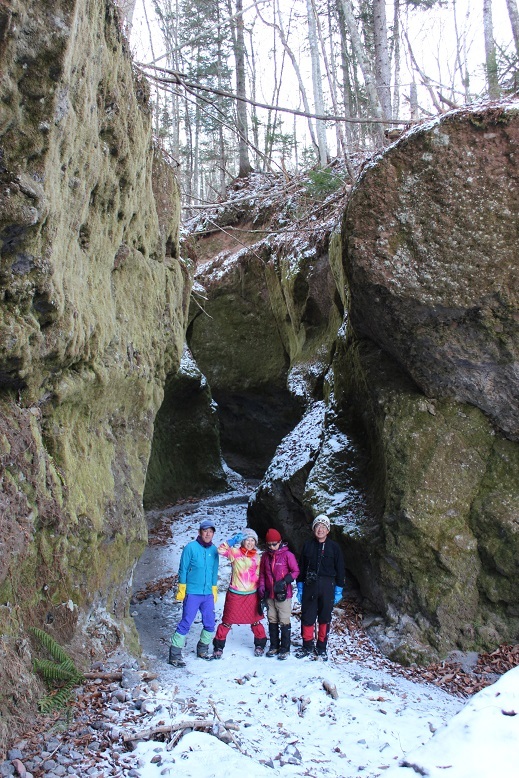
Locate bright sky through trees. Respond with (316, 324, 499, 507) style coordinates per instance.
(127, 0, 517, 205)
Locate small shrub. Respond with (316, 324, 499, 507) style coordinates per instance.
(304, 169, 344, 200)
(29, 627, 83, 713)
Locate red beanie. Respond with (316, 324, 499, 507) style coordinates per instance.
(265, 528, 282, 543)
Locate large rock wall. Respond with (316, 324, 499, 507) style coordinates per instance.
(249, 105, 519, 664)
(188, 230, 342, 476)
(0, 0, 187, 742)
(334, 104, 519, 662)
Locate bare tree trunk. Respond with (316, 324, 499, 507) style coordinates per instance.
(231, 0, 253, 176)
(314, 0, 355, 178)
(248, 26, 262, 170)
(391, 0, 400, 121)
(483, 0, 500, 99)
(452, 0, 470, 103)
(335, 0, 357, 148)
(338, 0, 385, 146)
(306, 0, 328, 166)
(373, 0, 392, 119)
(119, 0, 137, 32)
(409, 80, 418, 120)
(506, 0, 519, 57)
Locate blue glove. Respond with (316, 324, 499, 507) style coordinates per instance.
(227, 532, 244, 547)
(334, 586, 343, 605)
(296, 583, 304, 602)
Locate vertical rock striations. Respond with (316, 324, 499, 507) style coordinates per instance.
(0, 0, 187, 741)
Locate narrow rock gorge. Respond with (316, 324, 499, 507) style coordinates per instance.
(1, 0, 518, 749)
(188, 106, 519, 665)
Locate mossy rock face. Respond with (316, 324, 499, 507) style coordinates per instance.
(343, 104, 519, 441)
(0, 0, 186, 742)
(330, 107, 519, 660)
(144, 347, 226, 508)
(188, 236, 342, 475)
(333, 328, 519, 660)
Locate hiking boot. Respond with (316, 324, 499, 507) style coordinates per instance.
(168, 645, 186, 667)
(196, 641, 210, 659)
(212, 648, 223, 659)
(254, 646, 265, 657)
(267, 623, 279, 657)
(277, 651, 289, 660)
(316, 639, 328, 661)
(279, 624, 291, 656)
(295, 639, 315, 658)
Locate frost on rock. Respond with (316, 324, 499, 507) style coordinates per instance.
(261, 401, 326, 483)
(304, 421, 372, 537)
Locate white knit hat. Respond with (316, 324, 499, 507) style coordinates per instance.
(241, 528, 258, 543)
(312, 514, 330, 531)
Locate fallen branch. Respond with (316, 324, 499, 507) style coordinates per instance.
(294, 695, 310, 717)
(83, 671, 158, 682)
(209, 701, 248, 755)
(123, 718, 239, 743)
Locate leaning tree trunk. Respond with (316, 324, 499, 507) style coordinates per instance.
(506, 0, 519, 58)
(483, 0, 500, 99)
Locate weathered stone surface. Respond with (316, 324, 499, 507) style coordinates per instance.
(248, 402, 326, 549)
(333, 104, 519, 661)
(0, 0, 186, 746)
(188, 227, 342, 476)
(250, 106, 519, 663)
(144, 347, 226, 507)
(343, 104, 519, 441)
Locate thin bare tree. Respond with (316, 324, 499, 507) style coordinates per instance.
(228, 0, 254, 176)
(337, 0, 385, 146)
(483, 0, 500, 99)
(373, 0, 392, 119)
(306, 0, 329, 166)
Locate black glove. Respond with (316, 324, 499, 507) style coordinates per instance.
(283, 574, 293, 584)
(257, 597, 267, 616)
(273, 579, 287, 595)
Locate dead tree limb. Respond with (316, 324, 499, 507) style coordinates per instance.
(209, 701, 248, 755)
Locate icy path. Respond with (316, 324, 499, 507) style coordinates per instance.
(130, 477, 463, 778)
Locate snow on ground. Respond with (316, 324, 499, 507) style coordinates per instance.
(128, 475, 518, 778)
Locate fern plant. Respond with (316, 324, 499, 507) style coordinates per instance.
(29, 627, 84, 713)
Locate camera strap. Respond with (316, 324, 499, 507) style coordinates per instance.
(308, 541, 325, 581)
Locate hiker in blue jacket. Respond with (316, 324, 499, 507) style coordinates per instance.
(168, 519, 219, 667)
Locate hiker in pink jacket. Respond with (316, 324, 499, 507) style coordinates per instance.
(212, 528, 267, 658)
(258, 528, 299, 660)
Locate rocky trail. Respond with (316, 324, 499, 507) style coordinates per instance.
(2, 472, 517, 778)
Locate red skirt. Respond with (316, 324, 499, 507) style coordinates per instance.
(222, 591, 263, 624)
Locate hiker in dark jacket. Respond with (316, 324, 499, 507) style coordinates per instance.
(296, 514, 345, 659)
(258, 528, 299, 660)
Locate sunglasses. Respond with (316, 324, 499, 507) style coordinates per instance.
(267, 541, 280, 547)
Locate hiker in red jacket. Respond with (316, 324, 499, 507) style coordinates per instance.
(258, 528, 299, 660)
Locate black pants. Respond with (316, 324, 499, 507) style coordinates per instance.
(301, 576, 334, 627)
